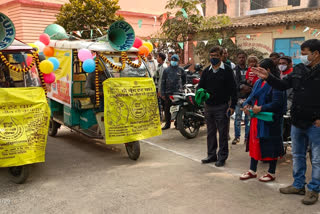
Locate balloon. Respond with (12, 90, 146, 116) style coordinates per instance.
(34, 41, 46, 52)
(43, 46, 55, 57)
(48, 57, 60, 71)
(143, 42, 153, 53)
(78, 49, 93, 62)
(39, 60, 54, 74)
(43, 72, 56, 84)
(28, 43, 39, 53)
(133, 37, 143, 48)
(44, 24, 68, 40)
(82, 59, 96, 73)
(13, 54, 24, 63)
(138, 46, 149, 57)
(39, 33, 50, 46)
(26, 55, 33, 66)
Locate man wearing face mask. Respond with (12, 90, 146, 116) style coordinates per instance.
(198, 46, 237, 167)
(279, 56, 294, 110)
(253, 39, 320, 205)
(161, 54, 186, 130)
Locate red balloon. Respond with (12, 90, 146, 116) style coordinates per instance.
(138, 46, 149, 56)
(133, 37, 143, 48)
(43, 46, 54, 57)
(39, 33, 50, 46)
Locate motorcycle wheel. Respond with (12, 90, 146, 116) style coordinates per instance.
(125, 141, 140, 161)
(177, 108, 200, 139)
(8, 165, 30, 184)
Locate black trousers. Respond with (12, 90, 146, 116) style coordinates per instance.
(250, 158, 277, 174)
(205, 103, 229, 161)
(164, 95, 172, 127)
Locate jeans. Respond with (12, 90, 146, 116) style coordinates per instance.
(291, 125, 320, 192)
(234, 104, 250, 139)
(205, 104, 229, 161)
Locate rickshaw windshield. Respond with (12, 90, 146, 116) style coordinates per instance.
(0, 52, 41, 88)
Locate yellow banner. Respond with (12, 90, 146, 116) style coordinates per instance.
(0, 87, 50, 167)
(103, 77, 162, 144)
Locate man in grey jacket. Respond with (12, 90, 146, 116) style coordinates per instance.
(161, 54, 186, 130)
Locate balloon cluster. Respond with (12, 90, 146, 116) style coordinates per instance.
(133, 38, 153, 57)
(29, 33, 60, 83)
(78, 49, 95, 73)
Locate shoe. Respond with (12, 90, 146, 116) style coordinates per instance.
(279, 185, 306, 195)
(161, 125, 170, 130)
(201, 156, 217, 164)
(244, 138, 248, 144)
(215, 160, 225, 167)
(302, 189, 319, 205)
(259, 173, 275, 182)
(232, 138, 240, 145)
(240, 170, 257, 180)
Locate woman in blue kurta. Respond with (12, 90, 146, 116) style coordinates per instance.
(240, 58, 286, 182)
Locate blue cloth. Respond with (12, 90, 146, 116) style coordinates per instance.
(291, 125, 320, 192)
(243, 79, 286, 139)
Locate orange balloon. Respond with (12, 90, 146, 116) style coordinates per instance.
(138, 46, 149, 56)
(43, 46, 55, 57)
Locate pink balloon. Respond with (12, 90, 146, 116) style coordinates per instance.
(133, 37, 143, 48)
(43, 72, 56, 84)
(26, 55, 33, 66)
(78, 49, 93, 62)
(39, 33, 50, 46)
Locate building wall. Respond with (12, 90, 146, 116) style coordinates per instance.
(206, 0, 315, 17)
(234, 24, 320, 59)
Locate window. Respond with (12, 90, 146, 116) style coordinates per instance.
(288, 0, 300, 6)
(217, 0, 227, 14)
(250, 0, 267, 10)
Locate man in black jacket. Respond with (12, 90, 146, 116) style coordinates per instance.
(253, 39, 320, 205)
(198, 46, 237, 167)
(161, 54, 186, 130)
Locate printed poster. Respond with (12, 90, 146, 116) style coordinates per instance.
(47, 49, 72, 107)
(103, 77, 162, 144)
(0, 87, 50, 167)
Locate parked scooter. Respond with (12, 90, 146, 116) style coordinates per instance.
(169, 90, 205, 139)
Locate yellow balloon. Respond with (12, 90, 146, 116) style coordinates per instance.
(143, 42, 153, 53)
(27, 43, 39, 53)
(39, 60, 54, 74)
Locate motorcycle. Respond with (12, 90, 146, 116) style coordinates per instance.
(169, 90, 205, 139)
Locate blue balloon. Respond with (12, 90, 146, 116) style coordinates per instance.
(48, 57, 60, 71)
(82, 59, 96, 73)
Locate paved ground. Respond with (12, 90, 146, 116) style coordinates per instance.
(0, 122, 319, 214)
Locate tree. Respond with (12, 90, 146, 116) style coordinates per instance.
(56, 0, 122, 39)
(158, 0, 230, 61)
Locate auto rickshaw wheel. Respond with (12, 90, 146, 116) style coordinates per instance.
(48, 118, 60, 137)
(8, 165, 30, 184)
(125, 141, 140, 160)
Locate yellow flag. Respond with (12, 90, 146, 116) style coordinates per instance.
(0, 87, 50, 167)
(103, 77, 162, 144)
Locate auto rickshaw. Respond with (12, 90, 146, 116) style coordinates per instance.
(46, 21, 158, 160)
(0, 39, 49, 183)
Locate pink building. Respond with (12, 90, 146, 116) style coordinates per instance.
(0, 0, 167, 43)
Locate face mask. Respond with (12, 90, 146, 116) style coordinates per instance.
(171, 61, 178, 67)
(300, 55, 311, 65)
(210, 58, 220, 66)
(278, 65, 287, 72)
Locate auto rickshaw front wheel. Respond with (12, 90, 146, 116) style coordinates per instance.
(125, 141, 140, 160)
(48, 118, 60, 137)
(8, 165, 30, 184)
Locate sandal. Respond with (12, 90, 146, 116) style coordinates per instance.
(259, 173, 275, 182)
(240, 170, 257, 180)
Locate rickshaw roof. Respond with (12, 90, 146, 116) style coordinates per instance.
(2, 39, 33, 52)
(48, 40, 139, 52)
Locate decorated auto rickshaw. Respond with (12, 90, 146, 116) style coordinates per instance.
(0, 13, 50, 183)
(45, 21, 161, 160)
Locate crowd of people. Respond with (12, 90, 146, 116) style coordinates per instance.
(149, 39, 320, 206)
